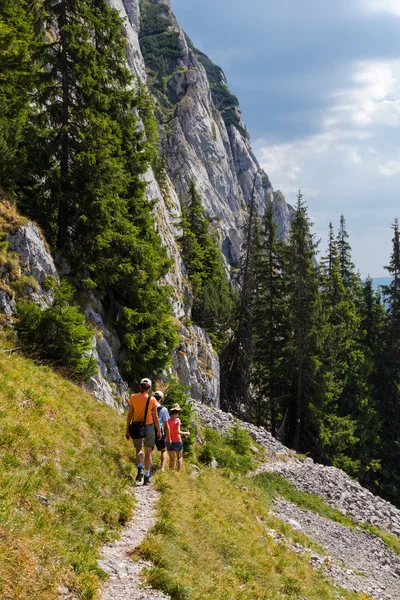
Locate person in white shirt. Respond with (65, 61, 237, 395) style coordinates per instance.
(154, 391, 170, 471)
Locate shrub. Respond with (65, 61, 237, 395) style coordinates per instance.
(17, 280, 97, 380)
(198, 425, 254, 474)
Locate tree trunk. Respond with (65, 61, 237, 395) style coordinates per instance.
(293, 356, 303, 451)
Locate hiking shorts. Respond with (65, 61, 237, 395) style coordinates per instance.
(155, 432, 166, 451)
(132, 424, 155, 449)
(167, 441, 183, 453)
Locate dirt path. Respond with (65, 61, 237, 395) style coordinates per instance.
(98, 486, 170, 600)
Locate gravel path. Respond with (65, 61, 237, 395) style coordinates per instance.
(273, 498, 400, 600)
(98, 486, 170, 600)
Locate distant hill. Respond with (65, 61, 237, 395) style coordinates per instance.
(372, 277, 392, 290)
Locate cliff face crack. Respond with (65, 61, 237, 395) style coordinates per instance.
(98, 486, 170, 600)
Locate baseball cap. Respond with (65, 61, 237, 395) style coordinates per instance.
(140, 378, 152, 386)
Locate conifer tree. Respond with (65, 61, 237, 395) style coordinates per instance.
(220, 176, 260, 417)
(318, 223, 365, 473)
(284, 191, 321, 450)
(0, 0, 36, 192)
(337, 215, 358, 292)
(179, 182, 236, 350)
(252, 203, 289, 431)
(14, 0, 178, 384)
(378, 219, 400, 502)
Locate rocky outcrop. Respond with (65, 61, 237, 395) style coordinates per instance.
(2, 222, 59, 312)
(174, 326, 220, 407)
(104, 0, 293, 405)
(83, 296, 129, 412)
(140, 0, 276, 266)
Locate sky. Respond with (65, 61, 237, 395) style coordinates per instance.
(170, 0, 400, 277)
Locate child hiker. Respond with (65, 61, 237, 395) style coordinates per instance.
(167, 403, 190, 473)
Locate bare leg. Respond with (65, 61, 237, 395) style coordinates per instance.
(135, 446, 143, 466)
(144, 446, 153, 472)
(168, 450, 175, 470)
(160, 448, 167, 470)
(176, 450, 183, 473)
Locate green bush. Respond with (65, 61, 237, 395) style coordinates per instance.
(198, 425, 254, 473)
(17, 280, 97, 380)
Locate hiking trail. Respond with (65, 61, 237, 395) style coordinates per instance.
(98, 485, 170, 600)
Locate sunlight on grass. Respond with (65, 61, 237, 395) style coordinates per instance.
(0, 335, 136, 600)
(139, 469, 366, 600)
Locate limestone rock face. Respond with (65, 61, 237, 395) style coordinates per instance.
(173, 325, 220, 407)
(83, 296, 130, 412)
(0, 289, 15, 316)
(103, 0, 292, 406)
(6, 222, 59, 309)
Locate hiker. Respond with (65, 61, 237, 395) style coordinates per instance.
(126, 378, 161, 485)
(167, 403, 190, 473)
(154, 390, 171, 471)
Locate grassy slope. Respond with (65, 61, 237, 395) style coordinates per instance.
(139, 469, 368, 600)
(0, 334, 136, 600)
(0, 333, 381, 600)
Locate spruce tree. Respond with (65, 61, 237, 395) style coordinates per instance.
(337, 215, 358, 292)
(179, 182, 236, 351)
(14, 0, 178, 385)
(220, 176, 260, 417)
(252, 202, 289, 431)
(0, 0, 36, 192)
(318, 223, 366, 474)
(378, 220, 400, 502)
(284, 191, 321, 450)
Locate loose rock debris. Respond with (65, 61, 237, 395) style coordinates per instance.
(98, 486, 170, 600)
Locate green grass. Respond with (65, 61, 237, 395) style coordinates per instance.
(0, 333, 136, 600)
(197, 424, 257, 474)
(138, 469, 368, 600)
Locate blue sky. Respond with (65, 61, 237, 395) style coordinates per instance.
(170, 0, 400, 276)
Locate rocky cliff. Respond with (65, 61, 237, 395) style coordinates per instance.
(105, 0, 292, 404)
(1, 0, 292, 408)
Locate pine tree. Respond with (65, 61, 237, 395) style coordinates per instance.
(252, 202, 289, 432)
(220, 176, 260, 417)
(14, 0, 178, 385)
(179, 182, 236, 350)
(0, 0, 36, 192)
(284, 191, 321, 451)
(377, 220, 400, 502)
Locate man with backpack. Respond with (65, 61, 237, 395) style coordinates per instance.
(126, 378, 161, 485)
(154, 391, 171, 471)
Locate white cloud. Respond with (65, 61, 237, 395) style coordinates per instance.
(330, 61, 400, 126)
(255, 59, 400, 276)
(379, 161, 400, 177)
(363, 0, 400, 17)
(349, 150, 363, 165)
